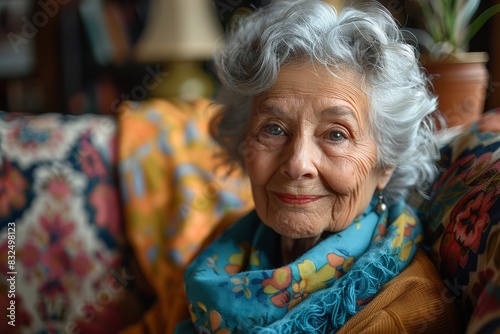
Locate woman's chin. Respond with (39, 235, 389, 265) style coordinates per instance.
(269, 223, 324, 240)
(260, 209, 332, 239)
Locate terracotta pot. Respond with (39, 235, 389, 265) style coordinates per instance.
(421, 52, 489, 128)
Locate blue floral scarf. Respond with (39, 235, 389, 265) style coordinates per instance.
(177, 198, 422, 333)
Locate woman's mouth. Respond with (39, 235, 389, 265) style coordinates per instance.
(273, 192, 325, 205)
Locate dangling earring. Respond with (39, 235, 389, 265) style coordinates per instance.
(375, 190, 387, 214)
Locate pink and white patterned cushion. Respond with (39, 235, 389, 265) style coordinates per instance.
(0, 112, 126, 334)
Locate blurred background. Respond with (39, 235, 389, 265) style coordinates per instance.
(0, 0, 498, 115)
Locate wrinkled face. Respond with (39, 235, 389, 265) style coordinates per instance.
(242, 63, 392, 239)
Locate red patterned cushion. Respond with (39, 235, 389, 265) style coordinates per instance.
(419, 109, 500, 332)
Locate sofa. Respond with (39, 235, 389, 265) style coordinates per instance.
(0, 98, 499, 334)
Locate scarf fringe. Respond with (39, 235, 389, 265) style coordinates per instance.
(254, 239, 401, 334)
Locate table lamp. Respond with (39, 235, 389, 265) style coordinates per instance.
(134, 0, 224, 100)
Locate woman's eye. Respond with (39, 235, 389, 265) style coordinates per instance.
(329, 131, 346, 142)
(263, 123, 285, 136)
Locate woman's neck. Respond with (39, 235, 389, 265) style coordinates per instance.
(280, 235, 322, 265)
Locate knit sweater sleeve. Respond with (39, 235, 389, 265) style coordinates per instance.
(338, 249, 462, 334)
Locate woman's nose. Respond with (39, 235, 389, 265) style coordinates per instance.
(280, 135, 319, 180)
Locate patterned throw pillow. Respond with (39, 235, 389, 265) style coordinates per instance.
(418, 109, 500, 333)
(0, 112, 125, 333)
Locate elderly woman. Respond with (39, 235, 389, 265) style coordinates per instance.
(173, 0, 460, 333)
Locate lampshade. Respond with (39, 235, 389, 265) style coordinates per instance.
(135, 0, 224, 61)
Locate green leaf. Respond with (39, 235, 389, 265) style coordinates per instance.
(469, 4, 500, 40)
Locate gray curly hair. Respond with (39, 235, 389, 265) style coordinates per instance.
(210, 0, 441, 205)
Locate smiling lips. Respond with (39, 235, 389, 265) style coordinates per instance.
(273, 192, 325, 205)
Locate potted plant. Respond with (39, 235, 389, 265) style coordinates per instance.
(405, 0, 500, 127)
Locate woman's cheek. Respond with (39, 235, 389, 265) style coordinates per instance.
(341, 144, 378, 181)
(243, 133, 283, 166)
(242, 138, 260, 168)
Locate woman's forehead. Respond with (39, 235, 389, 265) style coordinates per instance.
(259, 64, 368, 112)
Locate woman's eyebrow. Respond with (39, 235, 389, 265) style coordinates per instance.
(321, 106, 359, 121)
(321, 106, 365, 135)
(255, 105, 362, 125)
(255, 106, 287, 117)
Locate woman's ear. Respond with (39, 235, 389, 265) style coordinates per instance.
(377, 167, 395, 190)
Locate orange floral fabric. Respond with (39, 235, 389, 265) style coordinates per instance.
(116, 98, 253, 334)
